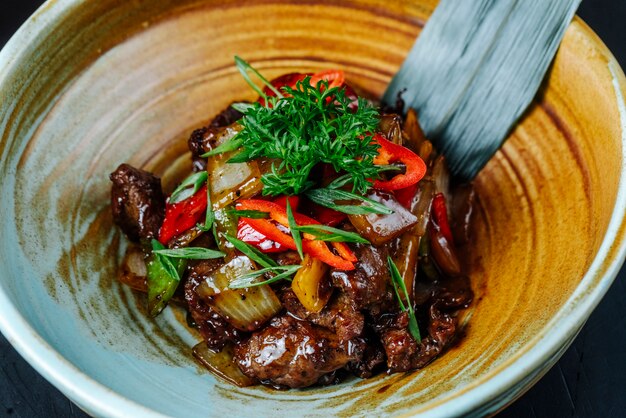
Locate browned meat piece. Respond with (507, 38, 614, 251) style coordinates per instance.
(377, 303, 462, 372)
(234, 316, 364, 388)
(280, 289, 364, 340)
(184, 260, 244, 350)
(330, 243, 393, 310)
(209, 104, 245, 128)
(188, 126, 221, 172)
(109, 164, 165, 242)
(187, 103, 245, 171)
(275, 251, 302, 266)
(434, 275, 474, 310)
(346, 331, 386, 378)
(414, 275, 474, 310)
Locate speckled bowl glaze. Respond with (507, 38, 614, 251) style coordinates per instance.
(1, 1, 626, 417)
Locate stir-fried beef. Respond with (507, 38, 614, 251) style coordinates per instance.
(110, 72, 475, 390)
(109, 164, 165, 242)
(188, 103, 245, 171)
(346, 330, 387, 378)
(185, 260, 244, 350)
(280, 289, 364, 341)
(234, 316, 365, 388)
(377, 285, 471, 373)
(330, 243, 393, 310)
(209, 104, 245, 128)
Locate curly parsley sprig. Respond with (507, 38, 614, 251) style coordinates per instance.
(225, 58, 385, 196)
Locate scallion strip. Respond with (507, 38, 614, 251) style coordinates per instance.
(224, 234, 278, 269)
(306, 188, 394, 215)
(197, 173, 215, 232)
(153, 247, 226, 260)
(169, 172, 208, 204)
(295, 224, 370, 244)
(234, 55, 284, 101)
(388, 256, 421, 342)
(151, 239, 181, 281)
(286, 200, 304, 260)
(228, 265, 301, 289)
(226, 209, 270, 219)
(200, 136, 244, 158)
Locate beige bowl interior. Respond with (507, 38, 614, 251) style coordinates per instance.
(1, 0, 625, 417)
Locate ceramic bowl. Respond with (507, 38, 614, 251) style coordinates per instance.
(1, 1, 625, 417)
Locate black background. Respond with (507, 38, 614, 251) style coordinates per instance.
(1, 1, 626, 417)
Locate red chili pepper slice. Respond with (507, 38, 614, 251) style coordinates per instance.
(432, 193, 454, 244)
(309, 70, 345, 91)
(237, 196, 300, 252)
(159, 185, 208, 245)
(236, 221, 284, 253)
(259, 73, 309, 106)
(272, 195, 300, 211)
(394, 183, 419, 210)
(237, 199, 356, 270)
(373, 134, 427, 191)
(312, 205, 347, 227)
(259, 70, 351, 106)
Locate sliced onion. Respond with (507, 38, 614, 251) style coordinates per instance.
(412, 179, 435, 237)
(192, 341, 255, 387)
(195, 256, 281, 331)
(449, 183, 475, 245)
(206, 123, 264, 209)
(393, 232, 420, 303)
(119, 245, 148, 293)
(430, 227, 462, 277)
(432, 155, 450, 200)
(378, 114, 403, 144)
(348, 190, 417, 245)
(402, 108, 428, 152)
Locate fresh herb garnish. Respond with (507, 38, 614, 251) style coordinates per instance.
(286, 200, 304, 260)
(327, 165, 402, 190)
(197, 175, 215, 232)
(200, 137, 244, 158)
(228, 265, 301, 289)
(224, 234, 278, 269)
(220, 58, 381, 196)
(295, 224, 370, 244)
(226, 209, 270, 219)
(153, 247, 226, 260)
(151, 239, 181, 281)
(169, 172, 208, 204)
(234, 55, 283, 101)
(387, 256, 421, 342)
(306, 188, 394, 215)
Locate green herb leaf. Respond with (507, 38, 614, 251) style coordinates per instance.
(153, 247, 226, 260)
(224, 234, 278, 269)
(228, 265, 301, 289)
(200, 136, 243, 158)
(388, 256, 421, 342)
(306, 188, 394, 215)
(234, 56, 283, 100)
(327, 165, 402, 190)
(232, 59, 381, 196)
(295, 224, 370, 244)
(150, 239, 181, 282)
(231, 102, 254, 113)
(286, 200, 304, 260)
(196, 174, 215, 232)
(147, 240, 187, 317)
(226, 209, 270, 219)
(169, 172, 208, 204)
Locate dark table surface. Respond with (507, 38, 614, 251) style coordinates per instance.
(2, 1, 626, 417)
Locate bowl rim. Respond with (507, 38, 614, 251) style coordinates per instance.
(1, 2, 626, 417)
